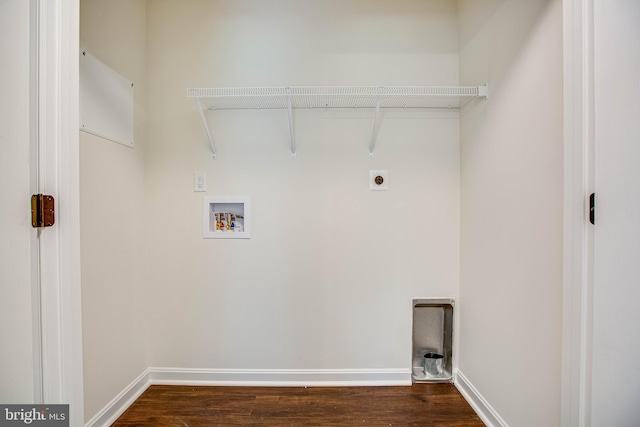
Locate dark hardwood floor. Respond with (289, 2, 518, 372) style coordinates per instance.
(112, 384, 484, 426)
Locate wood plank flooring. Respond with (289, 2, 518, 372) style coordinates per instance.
(112, 384, 484, 426)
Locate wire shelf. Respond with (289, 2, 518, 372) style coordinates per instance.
(187, 85, 488, 159)
(187, 85, 487, 110)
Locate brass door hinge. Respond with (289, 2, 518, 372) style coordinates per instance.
(31, 194, 55, 228)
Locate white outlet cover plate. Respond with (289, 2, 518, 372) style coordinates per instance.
(194, 172, 207, 192)
(370, 170, 388, 191)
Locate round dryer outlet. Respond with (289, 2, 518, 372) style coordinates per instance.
(369, 170, 389, 191)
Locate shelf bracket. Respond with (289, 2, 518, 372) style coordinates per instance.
(286, 87, 296, 159)
(195, 98, 217, 159)
(478, 83, 489, 99)
(369, 88, 383, 158)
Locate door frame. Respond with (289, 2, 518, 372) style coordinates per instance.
(34, 0, 84, 422)
(39, 0, 593, 425)
(561, 0, 595, 425)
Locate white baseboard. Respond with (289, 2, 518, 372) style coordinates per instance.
(85, 367, 411, 426)
(148, 367, 412, 387)
(454, 369, 508, 427)
(84, 369, 151, 427)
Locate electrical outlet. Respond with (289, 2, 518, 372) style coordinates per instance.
(370, 170, 388, 191)
(194, 172, 206, 192)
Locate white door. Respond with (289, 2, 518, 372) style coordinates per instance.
(592, 0, 640, 425)
(0, 0, 41, 403)
(0, 2, 83, 420)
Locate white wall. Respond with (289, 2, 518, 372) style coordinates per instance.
(142, 0, 461, 371)
(592, 1, 640, 425)
(79, 0, 148, 421)
(0, 0, 36, 403)
(458, 0, 563, 426)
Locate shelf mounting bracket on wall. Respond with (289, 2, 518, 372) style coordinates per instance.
(286, 87, 296, 159)
(369, 87, 383, 159)
(195, 98, 217, 159)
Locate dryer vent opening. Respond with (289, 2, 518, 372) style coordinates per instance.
(412, 298, 454, 383)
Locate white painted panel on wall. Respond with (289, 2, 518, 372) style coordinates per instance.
(79, 50, 134, 147)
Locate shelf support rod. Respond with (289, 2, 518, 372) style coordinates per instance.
(286, 87, 296, 159)
(369, 87, 383, 158)
(195, 98, 217, 159)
